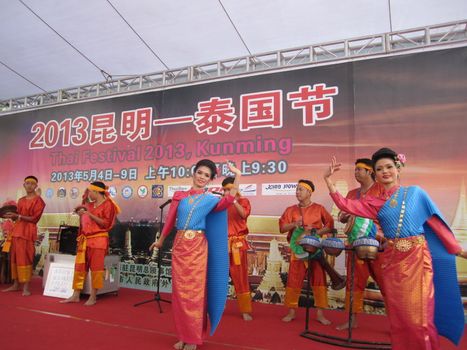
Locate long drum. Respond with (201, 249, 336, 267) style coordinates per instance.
(352, 237, 380, 260)
(321, 237, 345, 257)
(299, 235, 346, 290)
(344, 216, 376, 243)
(290, 227, 310, 259)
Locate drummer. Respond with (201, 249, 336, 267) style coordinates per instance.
(336, 158, 385, 330)
(279, 179, 334, 324)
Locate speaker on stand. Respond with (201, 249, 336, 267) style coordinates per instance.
(58, 225, 79, 255)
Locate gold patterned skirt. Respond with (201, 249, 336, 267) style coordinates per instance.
(171, 230, 207, 345)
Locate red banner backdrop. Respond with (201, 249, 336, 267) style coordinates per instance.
(0, 47, 465, 312)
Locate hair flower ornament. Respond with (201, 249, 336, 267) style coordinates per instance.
(396, 153, 406, 167)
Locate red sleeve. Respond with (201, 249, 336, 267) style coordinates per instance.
(161, 198, 180, 237)
(100, 200, 116, 230)
(161, 193, 185, 237)
(346, 188, 359, 200)
(214, 194, 234, 211)
(330, 191, 381, 220)
(30, 197, 46, 224)
(426, 216, 462, 255)
(279, 207, 290, 231)
(321, 206, 334, 230)
(241, 198, 251, 218)
(338, 188, 356, 222)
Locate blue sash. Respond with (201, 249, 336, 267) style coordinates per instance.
(205, 210, 228, 335)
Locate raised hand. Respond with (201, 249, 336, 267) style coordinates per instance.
(324, 156, 342, 179)
(323, 156, 342, 194)
(227, 161, 242, 176)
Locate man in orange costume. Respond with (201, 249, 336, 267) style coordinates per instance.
(2, 176, 45, 296)
(62, 181, 119, 306)
(336, 158, 385, 330)
(280, 179, 334, 324)
(222, 176, 253, 321)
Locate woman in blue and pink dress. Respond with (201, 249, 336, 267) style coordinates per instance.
(323, 148, 466, 350)
(150, 159, 241, 350)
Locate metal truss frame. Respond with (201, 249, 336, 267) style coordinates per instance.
(1, 20, 466, 114)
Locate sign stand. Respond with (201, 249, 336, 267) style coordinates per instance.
(43, 262, 75, 299)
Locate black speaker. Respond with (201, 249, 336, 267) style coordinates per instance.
(58, 226, 79, 255)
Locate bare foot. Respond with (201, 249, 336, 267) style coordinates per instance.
(183, 344, 197, 350)
(173, 341, 184, 350)
(242, 313, 253, 321)
(84, 297, 96, 306)
(336, 320, 357, 330)
(2, 284, 20, 292)
(282, 309, 296, 322)
(60, 296, 80, 303)
(316, 314, 331, 325)
(22, 289, 31, 296)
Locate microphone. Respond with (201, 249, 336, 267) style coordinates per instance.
(159, 199, 172, 209)
(211, 191, 223, 196)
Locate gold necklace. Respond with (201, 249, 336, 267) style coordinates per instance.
(389, 187, 400, 208)
(188, 193, 203, 205)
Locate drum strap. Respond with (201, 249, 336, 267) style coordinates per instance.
(296, 205, 323, 261)
(298, 205, 304, 226)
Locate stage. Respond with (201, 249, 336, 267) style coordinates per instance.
(0, 277, 465, 350)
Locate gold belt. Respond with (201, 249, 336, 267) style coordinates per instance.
(177, 229, 204, 240)
(387, 236, 425, 252)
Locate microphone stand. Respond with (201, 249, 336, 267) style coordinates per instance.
(133, 200, 172, 312)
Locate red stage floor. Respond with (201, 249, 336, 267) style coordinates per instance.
(0, 277, 465, 350)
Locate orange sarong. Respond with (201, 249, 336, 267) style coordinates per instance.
(382, 237, 439, 350)
(172, 230, 208, 345)
(228, 236, 251, 313)
(72, 233, 108, 290)
(10, 237, 35, 283)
